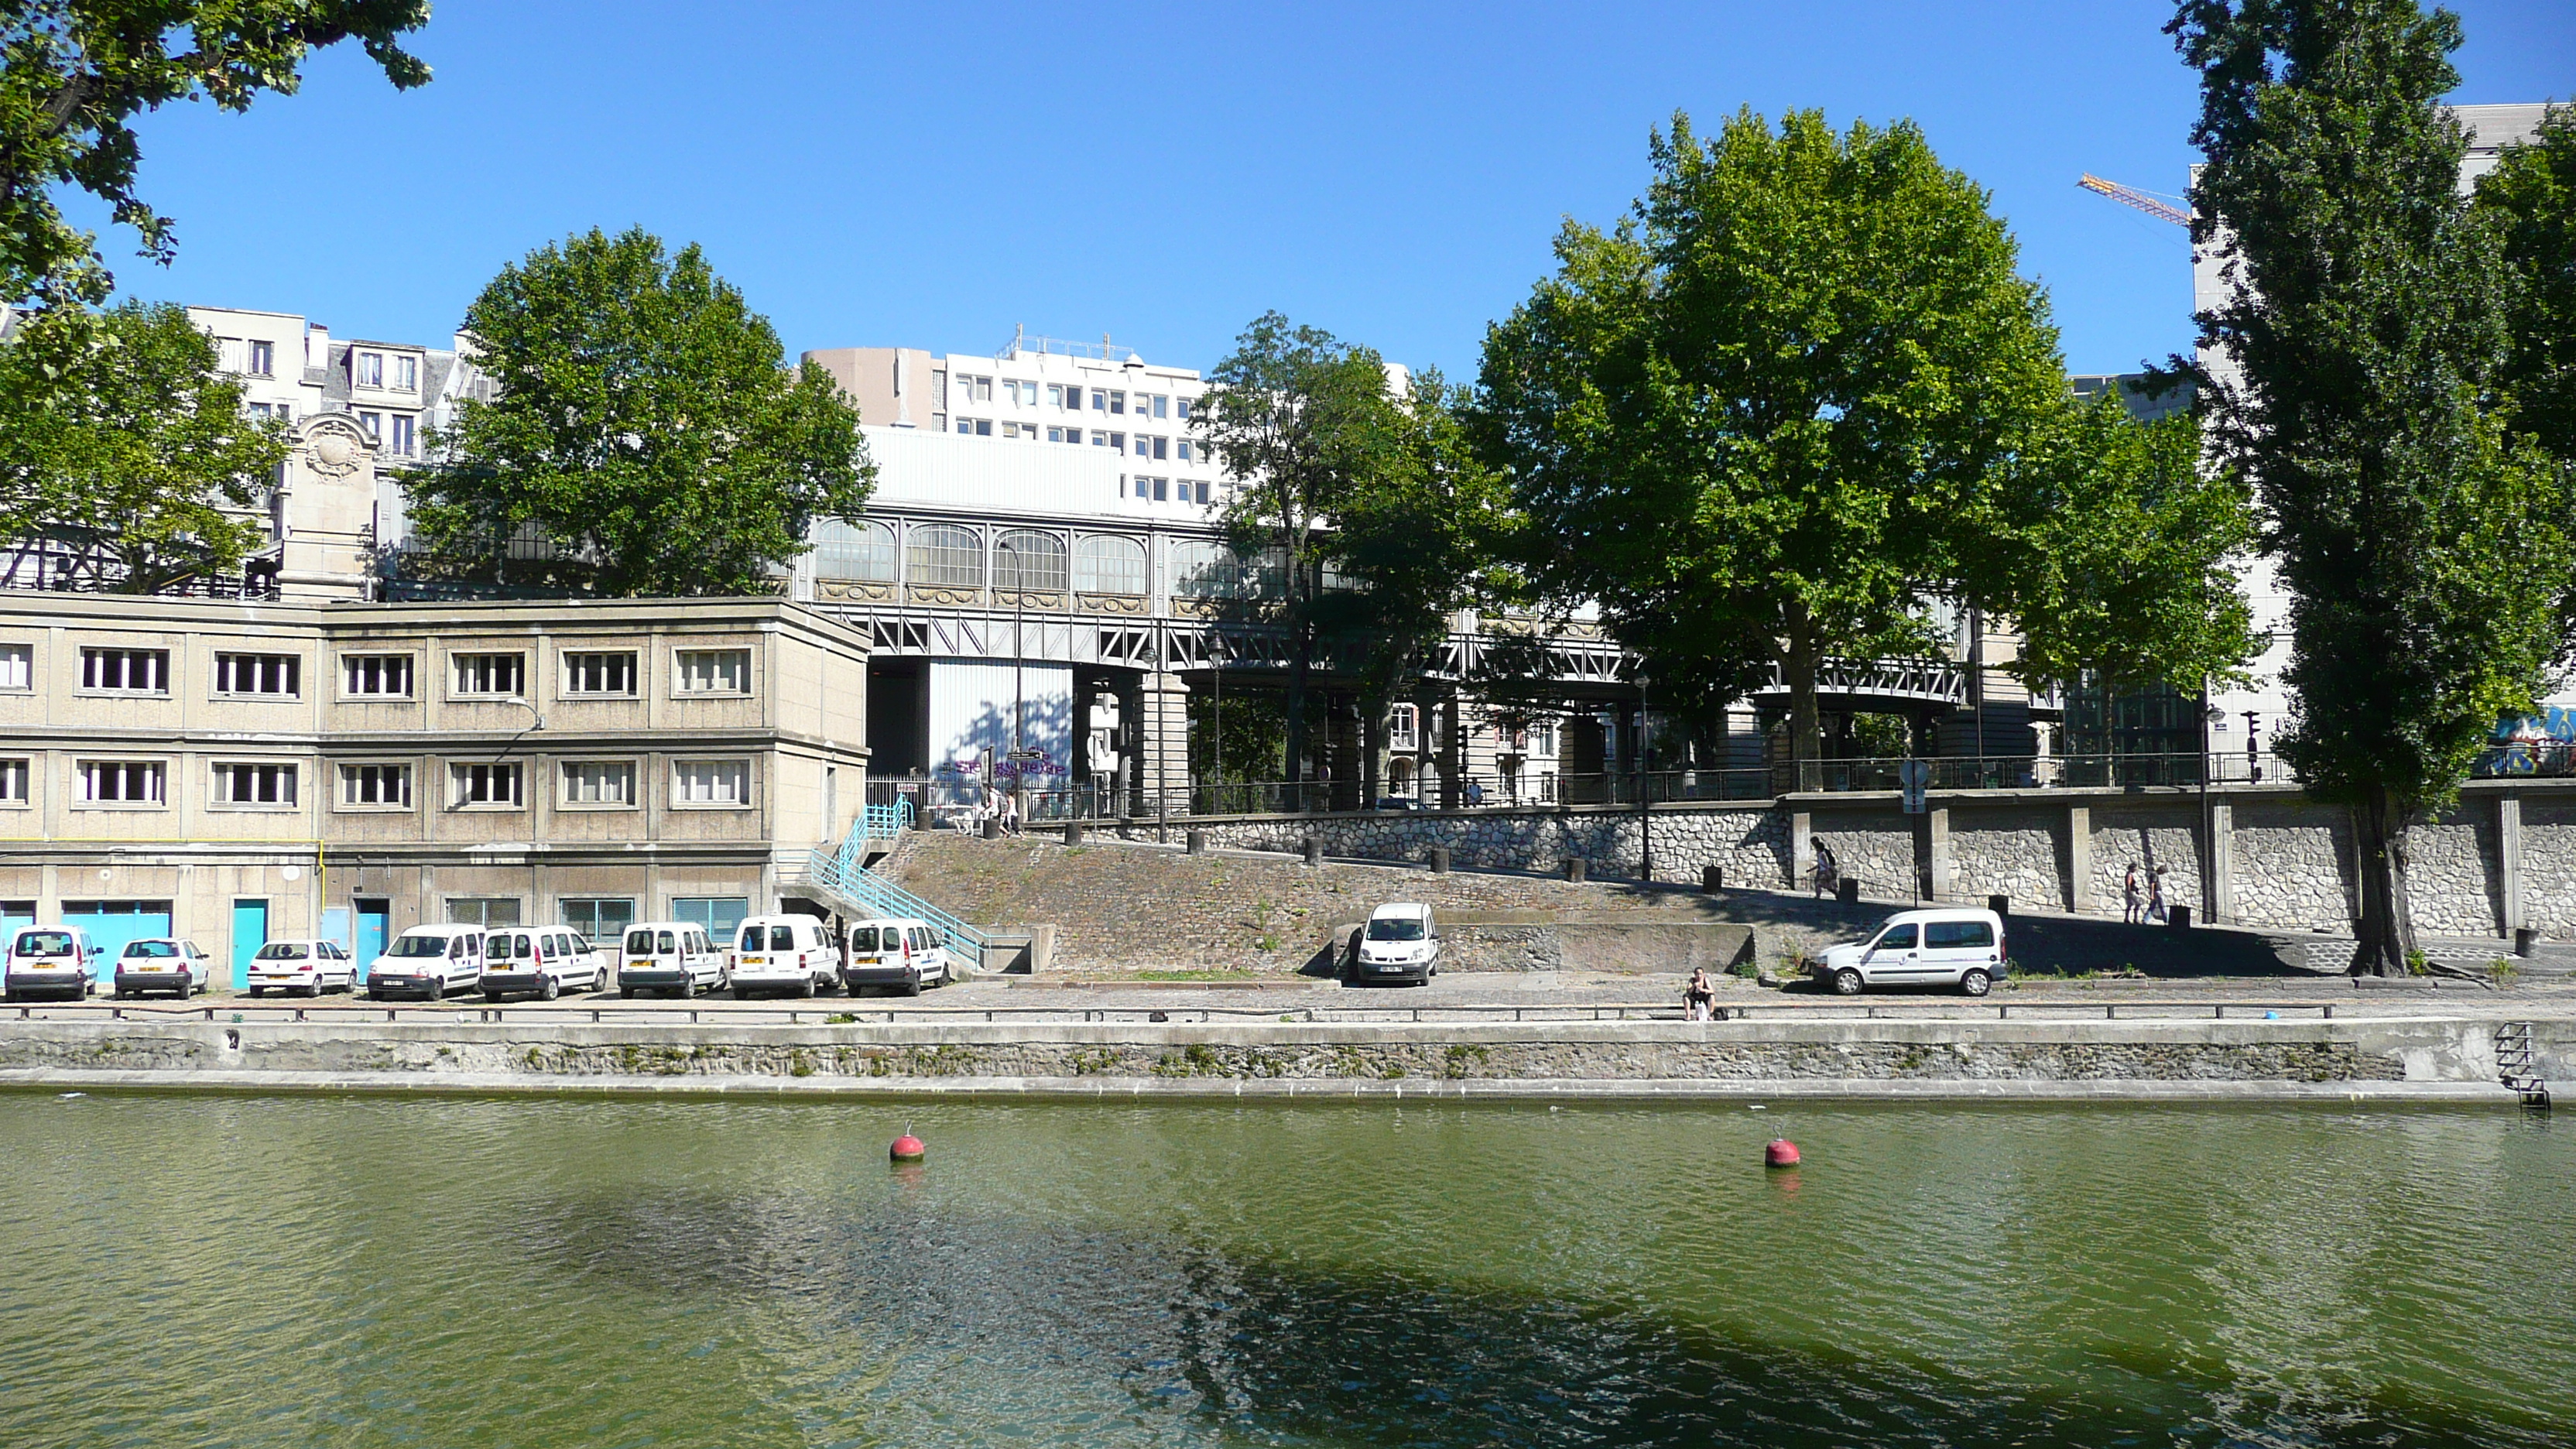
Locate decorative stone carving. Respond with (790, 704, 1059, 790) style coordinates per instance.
(302, 416, 373, 481)
(817, 579, 896, 604)
(1075, 591, 1148, 616)
(992, 589, 1067, 611)
(906, 584, 985, 608)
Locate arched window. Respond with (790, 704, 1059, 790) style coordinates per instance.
(906, 524, 984, 588)
(1170, 539, 1239, 598)
(993, 529, 1068, 591)
(1074, 535, 1146, 594)
(812, 519, 896, 581)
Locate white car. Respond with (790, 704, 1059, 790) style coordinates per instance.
(617, 921, 725, 999)
(246, 939, 358, 998)
(112, 937, 216, 999)
(729, 914, 841, 999)
(5, 925, 103, 1002)
(366, 924, 488, 1001)
(481, 927, 605, 1002)
(841, 918, 951, 997)
(1810, 908, 2007, 997)
(1351, 903, 1441, 986)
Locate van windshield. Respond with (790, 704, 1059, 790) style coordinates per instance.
(16, 931, 74, 957)
(1366, 918, 1427, 942)
(388, 935, 449, 957)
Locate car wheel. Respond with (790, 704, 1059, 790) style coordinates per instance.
(732, 985, 752, 1001)
(114, 985, 131, 1000)
(798, 975, 817, 999)
(176, 978, 193, 1000)
(620, 985, 635, 999)
(485, 990, 508, 1004)
(1832, 968, 1864, 996)
(901, 975, 923, 998)
(303, 981, 324, 999)
(540, 975, 560, 1002)
(248, 986, 264, 999)
(1961, 968, 1992, 997)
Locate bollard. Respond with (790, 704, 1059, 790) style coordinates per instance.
(1703, 865, 1725, 892)
(2170, 904, 2194, 929)
(1186, 829, 1207, 855)
(1428, 845, 1451, 875)
(1564, 857, 1586, 884)
(1836, 877, 1859, 906)
(2516, 927, 2538, 957)
(982, 815, 1001, 840)
(1064, 821, 1085, 847)
(1303, 835, 1324, 866)
(1988, 893, 2010, 918)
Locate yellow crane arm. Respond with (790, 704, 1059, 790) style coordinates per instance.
(2078, 174, 2191, 228)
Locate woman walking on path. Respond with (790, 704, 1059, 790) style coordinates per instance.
(2147, 865, 2170, 924)
(1811, 841, 1841, 899)
(2123, 864, 2143, 924)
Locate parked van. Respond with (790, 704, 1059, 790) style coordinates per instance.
(1810, 907, 2007, 996)
(728, 915, 840, 999)
(366, 924, 488, 1002)
(1350, 903, 1442, 986)
(4, 925, 101, 1002)
(481, 927, 604, 1002)
(841, 918, 951, 996)
(618, 922, 724, 999)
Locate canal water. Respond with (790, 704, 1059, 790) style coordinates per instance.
(1, 1093, 2567, 1447)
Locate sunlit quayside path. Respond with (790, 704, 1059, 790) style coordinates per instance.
(2, 1094, 2569, 1447)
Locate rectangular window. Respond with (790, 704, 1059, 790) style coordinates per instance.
(672, 896, 749, 941)
(0, 759, 27, 803)
(1109, 431, 1125, 451)
(356, 351, 384, 387)
(394, 355, 417, 391)
(214, 653, 300, 697)
(446, 897, 521, 928)
(78, 761, 166, 804)
(673, 759, 751, 806)
(561, 651, 638, 696)
(214, 762, 298, 806)
(559, 897, 635, 944)
(1153, 394, 1168, 419)
(1196, 480, 1211, 505)
(1153, 435, 1168, 460)
(976, 375, 994, 401)
(1049, 384, 1067, 408)
(1108, 389, 1125, 414)
(389, 415, 416, 456)
(0, 642, 27, 690)
(675, 649, 750, 694)
(1134, 435, 1150, 457)
(79, 648, 169, 694)
(975, 418, 993, 437)
(1153, 478, 1169, 502)
(1091, 430, 1108, 446)
(1090, 389, 1107, 411)
(1389, 704, 1420, 752)
(449, 762, 524, 807)
(358, 410, 383, 440)
(451, 653, 525, 696)
(1177, 440, 1194, 462)
(560, 759, 636, 805)
(957, 419, 971, 434)
(337, 763, 413, 807)
(343, 654, 414, 697)
(248, 340, 276, 377)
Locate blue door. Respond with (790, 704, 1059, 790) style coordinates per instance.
(60, 900, 173, 984)
(230, 899, 269, 989)
(355, 899, 391, 980)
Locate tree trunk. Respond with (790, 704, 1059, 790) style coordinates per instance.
(2349, 786, 2419, 976)
(1782, 613, 1822, 793)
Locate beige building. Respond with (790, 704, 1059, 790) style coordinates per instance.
(0, 588, 869, 981)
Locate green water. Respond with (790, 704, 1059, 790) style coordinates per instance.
(0, 1093, 2568, 1447)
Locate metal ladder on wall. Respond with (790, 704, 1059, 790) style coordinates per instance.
(778, 820, 992, 971)
(2496, 1023, 2550, 1108)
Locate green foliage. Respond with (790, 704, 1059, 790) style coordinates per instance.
(1475, 110, 2079, 769)
(0, 299, 289, 587)
(405, 227, 874, 597)
(2472, 103, 2576, 663)
(2172, 0, 2576, 971)
(0, 1, 430, 305)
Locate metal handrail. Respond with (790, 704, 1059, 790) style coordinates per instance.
(790, 827, 992, 969)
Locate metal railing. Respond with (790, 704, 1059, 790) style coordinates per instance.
(784, 828, 992, 969)
(862, 796, 916, 839)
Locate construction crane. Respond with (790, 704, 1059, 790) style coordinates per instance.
(2078, 173, 2191, 228)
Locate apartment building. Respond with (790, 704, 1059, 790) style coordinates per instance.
(0, 589, 868, 980)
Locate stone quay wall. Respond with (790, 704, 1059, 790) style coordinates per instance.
(1100, 779, 2576, 941)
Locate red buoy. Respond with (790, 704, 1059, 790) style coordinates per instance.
(1765, 1138, 1801, 1168)
(889, 1133, 926, 1163)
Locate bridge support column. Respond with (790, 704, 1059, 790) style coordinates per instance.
(2063, 803, 2092, 914)
(2207, 801, 2235, 926)
(2499, 793, 2524, 937)
(1440, 694, 1464, 810)
(1134, 672, 1191, 817)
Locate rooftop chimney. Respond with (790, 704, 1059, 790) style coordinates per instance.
(305, 324, 331, 372)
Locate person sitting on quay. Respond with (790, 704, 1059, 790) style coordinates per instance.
(1684, 967, 1718, 1022)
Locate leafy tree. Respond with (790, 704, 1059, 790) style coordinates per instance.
(1475, 109, 2077, 787)
(2174, 0, 2574, 972)
(2473, 103, 2576, 663)
(0, 298, 289, 588)
(406, 227, 874, 598)
(1, 0, 430, 306)
(1194, 312, 1403, 786)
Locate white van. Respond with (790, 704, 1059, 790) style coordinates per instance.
(481, 926, 604, 1002)
(365, 923, 487, 1002)
(4, 925, 101, 1002)
(618, 921, 724, 999)
(246, 939, 358, 998)
(841, 918, 951, 996)
(728, 914, 840, 999)
(1810, 907, 2007, 996)
(1351, 903, 1441, 986)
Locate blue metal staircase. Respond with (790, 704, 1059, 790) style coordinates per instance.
(780, 814, 992, 969)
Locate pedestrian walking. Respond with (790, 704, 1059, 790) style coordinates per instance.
(1000, 790, 1022, 836)
(2122, 864, 2143, 924)
(2148, 865, 2170, 924)
(1811, 841, 1841, 899)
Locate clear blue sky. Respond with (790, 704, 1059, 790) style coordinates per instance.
(91, 0, 2574, 380)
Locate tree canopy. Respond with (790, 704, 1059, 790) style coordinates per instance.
(2473, 103, 2576, 666)
(1, 0, 430, 306)
(2174, 0, 2574, 971)
(0, 299, 290, 588)
(1477, 108, 2245, 782)
(405, 227, 874, 598)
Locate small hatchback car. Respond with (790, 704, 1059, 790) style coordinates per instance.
(1810, 908, 2008, 996)
(112, 937, 215, 999)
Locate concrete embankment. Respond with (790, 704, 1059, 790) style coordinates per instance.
(0, 1011, 2555, 1101)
